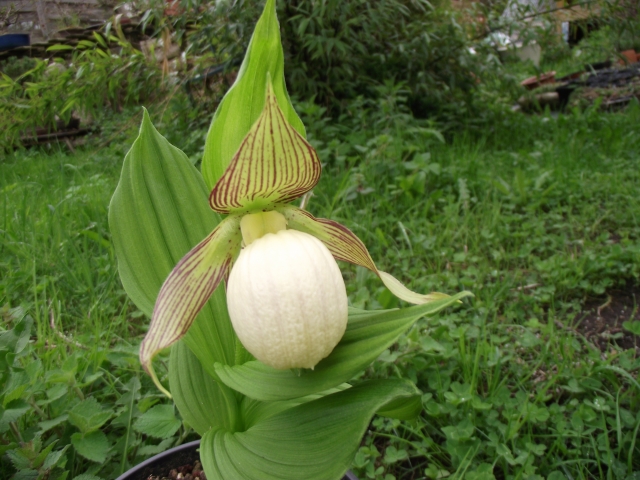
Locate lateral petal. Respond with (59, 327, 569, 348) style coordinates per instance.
(140, 215, 242, 396)
(209, 79, 321, 214)
(279, 205, 450, 305)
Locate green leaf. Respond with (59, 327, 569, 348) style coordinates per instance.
(200, 378, 420, 480)
(45, 384, 68, 403)
(201, 0, 305, 189)
(239, 384, 351, 429)
(546, 473, 567, 480)
(33, 438, 57, 469)
(3, 371, 29, 406)
(383, 446, 408, 464)
(136, 438, 175, 457)
(214, 292, 471, 401)
(71, 431, 110, 463)
(0, 316, 32, 371)
(109, 109, 237, 393)
(465, 463, 496, 480)
(0, 400, 30, 430)
(46, 44, 75, 51)
(67, 398, 111, 434)
(169, 341, 240, 434)
(12, 470, 38, 480)
(6, 446, 31, 469)
(442, 419, 475, 441)
(0, 442, 17, 456)
(42, 445, 69, 469)
(376, 393, 423, 420)
(622, 320, 640, 336)
(133, 404, 182, 439)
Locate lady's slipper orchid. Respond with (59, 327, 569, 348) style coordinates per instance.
(142, 80, 447, 395)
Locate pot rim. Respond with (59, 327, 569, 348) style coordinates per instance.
(115, 439, 201, 480)
(115, 439, 359, 480)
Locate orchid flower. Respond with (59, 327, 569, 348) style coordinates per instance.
(141, 79, 448, 396)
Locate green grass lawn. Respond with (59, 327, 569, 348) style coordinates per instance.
(1, 101, 640, 479)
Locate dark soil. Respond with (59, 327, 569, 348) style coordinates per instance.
(574, 283, 640, 353)
(146, 460, 206, 480)
(120, 441, 204, 480)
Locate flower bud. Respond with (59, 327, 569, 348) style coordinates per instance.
(227, 229, 348, 369)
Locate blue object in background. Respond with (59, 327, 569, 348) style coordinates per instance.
(0, 34, 30, 52)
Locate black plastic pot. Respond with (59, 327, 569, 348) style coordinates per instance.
(116, 440, 359, 480)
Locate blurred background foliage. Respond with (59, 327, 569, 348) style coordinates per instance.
(2, 0, 640, 151)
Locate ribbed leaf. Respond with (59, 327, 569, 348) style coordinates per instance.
(214, 292, 472, 401)
(169, 341, 240, 434)
(201, 0, 305, 189)
(132, 405, 181, 439)
(109, 110, 237, 395)
(239, 384, 351, 429)
(209, 81, 320, 214)
(200, 379, 420, 480)
(141, 215, 241, 392)
(280, 205, 450, 304)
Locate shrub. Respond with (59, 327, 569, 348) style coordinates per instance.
(0, 34, 162, 151)
(279, 0, 480, 117)
(155, 0, 483, 119)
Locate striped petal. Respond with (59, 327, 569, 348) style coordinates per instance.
(141, 215, 242, 397)
(209, 79, 321, 214)
(278, 205, 450, 305)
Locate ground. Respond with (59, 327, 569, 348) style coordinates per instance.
(577, 283, 640, 353)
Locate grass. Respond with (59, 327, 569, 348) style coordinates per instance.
(300, 99, 640, 479)
(1, 96, 640, 479)
(0, 139, 190, 479)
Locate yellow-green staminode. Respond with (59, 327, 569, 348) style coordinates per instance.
(140, 80, 449, 397)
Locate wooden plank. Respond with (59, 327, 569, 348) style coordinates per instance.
(0, 0, 102, 5)
(45, 0, 102, 4)
(553, 0, 603, 21)
(45, 13, 111, 22)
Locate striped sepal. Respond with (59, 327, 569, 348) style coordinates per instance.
(280, 205, 450, 306)
(140, 215, 242, 397)
(209, 80, 321, 214)
(279, 205, 377, 271)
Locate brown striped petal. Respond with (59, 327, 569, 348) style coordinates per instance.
(140, 215, 242, 397)
(279, 205, 450, 305)
(209, 79, 321, 214)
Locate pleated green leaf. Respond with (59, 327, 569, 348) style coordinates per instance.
(109, 109, 237, 393)
(239, 384, 351, 429)
(169, 341, 241, 434)
(200, 379, 420, 480)
(214, 291, 473, 401)
(201, 0, 305, 189)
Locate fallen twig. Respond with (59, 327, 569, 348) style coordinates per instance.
(513, 283, 540, 291)
(49, 307, 88, 350)
(597, 295, 612, 317)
